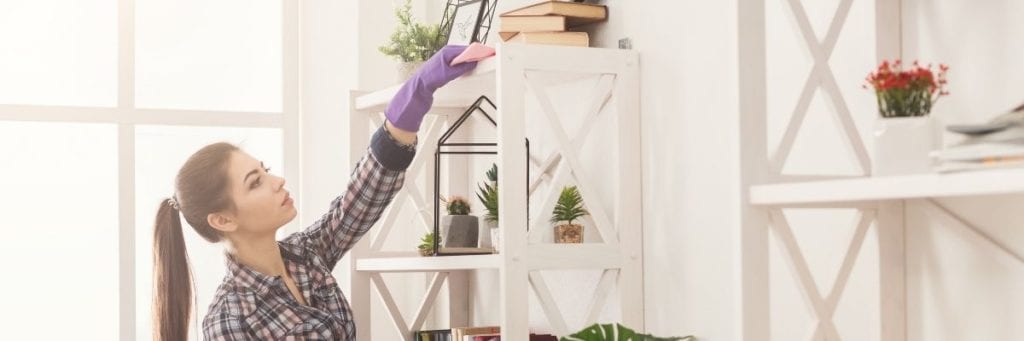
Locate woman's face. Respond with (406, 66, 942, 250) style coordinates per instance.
(221, 150, 297, 236)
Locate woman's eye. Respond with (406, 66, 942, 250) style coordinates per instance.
(251, 177, 261, 189)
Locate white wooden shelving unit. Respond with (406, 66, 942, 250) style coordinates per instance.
(739, 0, 1024, 340)
(346, 43, 642, 340)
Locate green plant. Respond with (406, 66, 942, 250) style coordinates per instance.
(417, 231, 436, 255)
(561, 323, 695, 341)
(476, 164, 498, 223)
(443, 196, 471, 215)
(378, 0, 446, 63)
(550, 186, 589, 225)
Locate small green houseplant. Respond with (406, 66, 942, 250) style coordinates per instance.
(441, 196, 478, 248)
(378, 0, 446, 79)
(476, 164, 499, 224)
(417, 231, 436, 256)
(476, 164, 499, 251)
(551, 185, 589, 243)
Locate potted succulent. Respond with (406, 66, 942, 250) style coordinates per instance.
(417, 231, 436, 257)
(378, 0, 446, 81)
(864, 59, 949, 175)
(551, 185, 588, 244)
(476, 164, 499, 251)
(441, 196, 479, 248)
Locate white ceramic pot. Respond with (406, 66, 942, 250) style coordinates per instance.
(872, 116, 940, 176)
(397, 61, 424, 82)
(487, 221, 499, 253)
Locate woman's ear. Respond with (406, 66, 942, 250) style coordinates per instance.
(207, 212, 238, 233)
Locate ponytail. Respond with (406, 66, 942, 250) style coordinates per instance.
(153, 198, 193, 341)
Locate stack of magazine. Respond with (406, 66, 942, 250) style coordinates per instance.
(933, 102, 1024, 172)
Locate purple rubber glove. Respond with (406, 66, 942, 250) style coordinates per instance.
(385, 45, 479, 132)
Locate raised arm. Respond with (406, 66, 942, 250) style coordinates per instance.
(286, 45, 482, 269)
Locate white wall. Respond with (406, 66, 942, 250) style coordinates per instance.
(903, 1, 1024, 340)
(588, 1, 741, 339)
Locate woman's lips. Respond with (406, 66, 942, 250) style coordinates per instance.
(282, 193, 292, 206)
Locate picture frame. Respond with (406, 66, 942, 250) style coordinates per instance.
(439, 0, 498, 45)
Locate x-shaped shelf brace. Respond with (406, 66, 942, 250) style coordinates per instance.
(771, 0, 871, 176)
(520, 70, 624, 333)
(525, 72, 619, 246)
(769, 208, 875, 341)
(370, 272, 449, 340)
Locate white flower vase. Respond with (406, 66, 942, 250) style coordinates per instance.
(487, 221, 499, 253)
(872, 116, 941, 176)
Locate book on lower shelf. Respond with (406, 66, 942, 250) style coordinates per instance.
(452, 326, 500, 341)
(415, 329, 451, 341)
(471, 334, 558, 341)
(416, 326, 557, 341)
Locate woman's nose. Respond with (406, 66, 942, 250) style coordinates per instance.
(274, 174, 287, 190)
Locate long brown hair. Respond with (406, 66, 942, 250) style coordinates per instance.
(153, 142, 239, 341)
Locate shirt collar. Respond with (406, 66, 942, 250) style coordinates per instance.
(224, 243, 306, 294)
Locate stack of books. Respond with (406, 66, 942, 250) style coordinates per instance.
(414, 326, 556, 341)
(933, 104, 1024, 172)
(498, 0, 608, 47)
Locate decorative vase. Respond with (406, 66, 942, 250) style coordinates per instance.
(418, 247, 433, 257)
(442, 215, 479, 247)
(397, 61, 424, 82)
(872, 116, 940, 176)
(486, 220, 499, 253)
(554, 224, 583, 244)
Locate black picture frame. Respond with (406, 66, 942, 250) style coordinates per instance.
(439, 0, 499, 46)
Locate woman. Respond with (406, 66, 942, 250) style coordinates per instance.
(152, 45, 482, 340)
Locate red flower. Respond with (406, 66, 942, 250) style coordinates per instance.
(864, 59, 949, 118)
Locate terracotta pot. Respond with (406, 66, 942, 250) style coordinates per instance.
(554, 223, 583, 244)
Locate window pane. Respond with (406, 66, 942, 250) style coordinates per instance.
(0, 1, 117, 106)
(0, 121, 119, 339)
(136, 0, 282, 113)
(135, 125, 284, 340)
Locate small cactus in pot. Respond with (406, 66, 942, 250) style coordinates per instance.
(441, 196, 479, 247)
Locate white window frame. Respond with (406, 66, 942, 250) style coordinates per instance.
(0, 1, 301, 339)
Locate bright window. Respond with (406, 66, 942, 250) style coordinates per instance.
(0, 1, 295, 339)
(0, 121, 119, 339)
(135, 0, 282, 112)
(0, 1, 118, 107)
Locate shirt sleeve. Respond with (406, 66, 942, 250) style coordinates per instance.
(286, 124, 416, 270)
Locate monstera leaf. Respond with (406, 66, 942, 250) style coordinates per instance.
(560, 323, 695, 341)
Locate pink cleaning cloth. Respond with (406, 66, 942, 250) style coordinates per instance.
(451, 43, 496, 66)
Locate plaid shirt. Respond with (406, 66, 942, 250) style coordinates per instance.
(202, 126, 415, 340)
